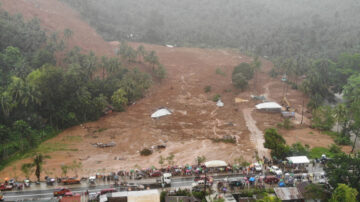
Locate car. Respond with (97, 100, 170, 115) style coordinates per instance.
(254, 163, 262, 172)
(53, 188, 71, 197)
(269, 166, 283, 175)
(264, 176, 279, 184)
(100, 188, 116, 195)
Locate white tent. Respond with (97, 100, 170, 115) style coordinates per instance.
(205, 160, 227, 168)
(151, 108, 172, 118)
(255, 102, 282, 110)
(216, 99, 224, 107)
(286, 156, 310, 164)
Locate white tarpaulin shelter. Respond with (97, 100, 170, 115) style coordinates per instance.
(216, 99, 224, 107)
(151, 108, 171, 118)
(255, 102, 282, 112)
(205, 160, 227, 168)
(286, 156, 310, 164)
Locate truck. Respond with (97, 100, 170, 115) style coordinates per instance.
(0, 184, 13, 191)
(145, 173, 172, 187)
(62, 178, 80, 185)
(159, 173, 172, 186)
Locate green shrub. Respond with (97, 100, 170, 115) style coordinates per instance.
(212, 94, 221, 102)
(215, 68, 226, 76)
(204, 85, 211, 93)
(335, 136, 351, 145)
(140, 148, 152, 156)
(311, 106, 335, 131)
(268, 68, 279, 78)
(328, 144, 342, 154)
(232, 72, 248, 90)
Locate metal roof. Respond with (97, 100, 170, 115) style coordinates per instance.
(274, 187, 304, 200)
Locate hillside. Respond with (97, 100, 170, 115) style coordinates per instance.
(0, 0, 342, 179)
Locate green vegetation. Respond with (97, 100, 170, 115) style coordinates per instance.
(140, 148, 152, 156)
(263, 128, 290, 160)
(212, 94, 221, 102)
(311, 106, 335, 131)
(204, 85, 211, 93)
(308, 144, 342, 159)
(330, 184, 358, 202)
(195, 156, 206, 166)
(215, 67, 226, 76)
(0, 8, 163, 170)
(277, 118, 294, 129)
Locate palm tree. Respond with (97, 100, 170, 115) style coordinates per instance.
(33, 153, 50, 182)
(101, 56, 108, 80)
(63, 28, 73, 41)
(136, 45, 146, 63)
(251, 56, 262, 93)
(145, 51, 159, 71)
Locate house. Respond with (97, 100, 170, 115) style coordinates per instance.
(274, 187, 304, 202)
(100, 190, 160, 202)
(255, 102, 282, 112)
(165, 196, 200, 202)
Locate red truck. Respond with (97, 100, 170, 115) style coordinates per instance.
(0, 184, 13, 191)
(62, 178, 80, 185)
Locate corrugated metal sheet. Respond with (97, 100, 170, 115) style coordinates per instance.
(274, 187, 303, 200)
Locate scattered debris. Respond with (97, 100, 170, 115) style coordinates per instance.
(251, 94, 266, 101)
(216, 99, 224, 107)
(91, 142, 116, 148)
(151, 108, 172, 118)
(151, 144, 167, 150)
(235, 98, 249, 103)
(79, 156, 90, 161)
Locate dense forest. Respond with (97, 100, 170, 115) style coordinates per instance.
(0, 7, 164, 169)
(61, 0, 360, 58)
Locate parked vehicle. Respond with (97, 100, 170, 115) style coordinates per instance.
(264, 176, 279, 184)
(54, 188, 71, 197)
(100, 188, 116, 195)
(46, 178, 56, 186)
(88, 176, 96, 185)
(62, 178, 80, 185)
(254, 163, 262, 172)
(269, 166, 283, 175)
(24, 179, 30, 187)
(0, 184, 13, 191)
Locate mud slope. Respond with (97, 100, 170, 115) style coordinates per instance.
(0, 0, 113, 56)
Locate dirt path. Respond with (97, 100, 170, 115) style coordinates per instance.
(243, 108, 270, 158)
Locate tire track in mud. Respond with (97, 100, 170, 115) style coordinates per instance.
(243, 108, 269, 158)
